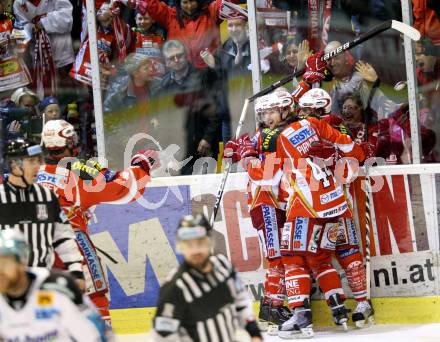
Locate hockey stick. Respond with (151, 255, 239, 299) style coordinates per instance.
(209, 20, 420, 226)
(248, 20, 420, 102)
(210, 99, 250, 226)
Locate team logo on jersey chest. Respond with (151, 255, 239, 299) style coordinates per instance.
(36, 204, 48, 221)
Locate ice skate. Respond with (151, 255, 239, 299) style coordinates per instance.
(267, 305, 292, 335)
(329, 294, 349, 331)
(258, 298, 271, 331)
(352, 300, 374, 328)
(278, 300, 313, 339)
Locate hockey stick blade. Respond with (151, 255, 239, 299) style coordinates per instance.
(391, 20, 421, 41)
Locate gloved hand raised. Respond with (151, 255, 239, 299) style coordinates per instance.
(131, 149, 160, 173)
(303, 52, 328, 84)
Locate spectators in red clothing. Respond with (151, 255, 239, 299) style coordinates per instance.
(135, 0, 225, 69)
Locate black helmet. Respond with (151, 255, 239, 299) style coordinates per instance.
(4, 138, 42, 160)
(176, 214, 212, 241)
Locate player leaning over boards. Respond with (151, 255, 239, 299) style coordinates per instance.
(39, 119, 159, 322)
(0, 229, 112, 341)
(224, 88, 295, 335)
(153, 214, 262, 342)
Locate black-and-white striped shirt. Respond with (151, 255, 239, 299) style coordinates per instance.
(0, 179, 83, 278)
(153, 254, 260, 342)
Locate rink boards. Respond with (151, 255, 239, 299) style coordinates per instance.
(87, 172, 440, 334)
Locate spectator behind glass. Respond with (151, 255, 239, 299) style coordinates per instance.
(13, 0, 75, 98)
(39, 96, 60, 123)
(325, 40, 399, 119)
(3, 87, 39, 140)
(387, 103, 437, 163)
(130, 10, 166, 82)
(159, 39, 221, 175)
(70, 1, 131, 89)
(0, 0, 31, 96)
(104, 53, 161, 115)
(200, 15, 248, 142)
(413, 0, 440, 45)
(339, 92, 402, 164)
(133, 0, 225, 69)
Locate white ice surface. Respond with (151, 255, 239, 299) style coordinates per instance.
(117, 323, 440, 341)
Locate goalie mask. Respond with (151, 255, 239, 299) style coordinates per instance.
(298, 88, 332, 118)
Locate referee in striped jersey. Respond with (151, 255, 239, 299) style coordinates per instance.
(0, 138, 84, 287)
(153, 214, 262, 342)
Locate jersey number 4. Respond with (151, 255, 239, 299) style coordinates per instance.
(306, 158, 333, 188)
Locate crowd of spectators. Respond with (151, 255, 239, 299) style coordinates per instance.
(0, 0, 438, 172)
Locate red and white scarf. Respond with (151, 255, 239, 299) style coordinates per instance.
(33, 23, 57, 98)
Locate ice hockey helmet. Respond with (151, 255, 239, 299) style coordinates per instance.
(0, 230, 28, 263)
(298, 88, 332, 114)
(176, 214, 212, 241)
(4, 138, 42, 161)
(41, 119, 78, 150)
(255, 88, 293, 122)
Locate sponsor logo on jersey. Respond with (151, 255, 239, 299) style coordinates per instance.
(37, 171, 65, 188)
(292, 217, 309, 251)
(36, 204, 48, 221)
(285, 279, 300, 295)
(281, 222, 292, 251)
(287, 126, 316, 147)
(37, 292, 53, 306)
(321, 203, 348, 217)
(35, 308, 60, 320)
(320, 188, 343, 204)
(75, 231, 107, 292)
(337, 247, 359, 259)
(346, 218, 358, 245)
(320, 222, 339, 250)
(262, 205, 280, 258)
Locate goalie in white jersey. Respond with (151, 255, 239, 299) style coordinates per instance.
(0, 229, 112, 341)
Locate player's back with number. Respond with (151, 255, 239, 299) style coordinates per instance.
(277, 116, 364, 220)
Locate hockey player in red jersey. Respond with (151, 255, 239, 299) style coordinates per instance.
(297, 88, 375, 329)
(225, 88, 294, 334)
(238, 87, 369, 338)
(38, 119, 158, 322)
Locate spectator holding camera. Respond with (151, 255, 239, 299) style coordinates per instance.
(2, 87, 39, 140)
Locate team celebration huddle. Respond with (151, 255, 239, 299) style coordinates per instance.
(0, 0, 437, 340)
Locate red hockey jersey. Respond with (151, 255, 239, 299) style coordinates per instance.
(247, 117, 365, 221)
(37, 160, 150, 233)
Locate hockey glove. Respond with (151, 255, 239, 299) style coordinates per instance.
(303, 52, 328, 84)
(224, 133, 254, 163)
(308, 141, 336, 160)
(131, 149, 160, 173)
